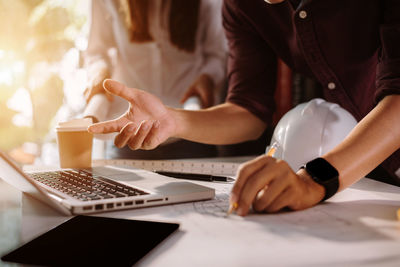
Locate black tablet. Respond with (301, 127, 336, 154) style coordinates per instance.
(1, 215, 179, 266)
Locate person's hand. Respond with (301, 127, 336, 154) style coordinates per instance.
(180, 74, 215, 108)
(84, 69, 113, 103)
(230, 155, 325, 216)
(88, 79, 177, 150)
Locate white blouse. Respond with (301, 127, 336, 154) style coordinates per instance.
(84, 0, 227, 122)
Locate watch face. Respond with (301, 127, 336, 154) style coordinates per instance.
(305, 158, 338, 182)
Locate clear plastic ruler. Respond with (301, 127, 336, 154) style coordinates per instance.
(92, 159, 240, 176)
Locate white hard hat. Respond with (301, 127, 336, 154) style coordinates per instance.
(269, 98, 357, 170)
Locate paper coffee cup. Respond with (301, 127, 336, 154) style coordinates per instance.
(56, 118, 93, 169)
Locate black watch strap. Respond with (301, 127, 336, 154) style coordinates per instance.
(319, 175, 339, 201)
(301, 158, 339, 201)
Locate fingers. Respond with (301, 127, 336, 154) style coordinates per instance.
(84, 87, 99, 104)
(85, 90, 113, 104)
(236, 159, 291, 216)
(266, 187, 296, 213)
(231, 156, 313, 216)
(196, 74, 214, 107)
(181, 85, 214, 108)
(103, 79, 136, 103)
(230, 155, 274, 205)
(201, 87, 214, 108)
(198, 90, 213, 108)
(204, 93, 214, 108)
(252, 173, 290, 212)
(88, 118, 128, 134)
(84, 88, 90, 103)
(85, 76, 113, 103)
(127, 120, 154, 150)
(114, 122, 137, 148)
(180, 87, 194, 104)
(113, 120, 161, 150)
(142, 120, 161, 150)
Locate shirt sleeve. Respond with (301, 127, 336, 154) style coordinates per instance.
(375, 0, 400, 102)
(223, 0, 277, 125)
(83, 0, 116, 78)
(198, 0, 228, 88)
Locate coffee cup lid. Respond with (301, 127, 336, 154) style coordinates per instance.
(56, 118, 93, 132)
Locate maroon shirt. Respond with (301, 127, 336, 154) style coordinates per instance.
(224, 0, 400, 181)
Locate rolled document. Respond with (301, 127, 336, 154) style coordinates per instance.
(183, 96, 202, 110)
(83, 94, 110, 123)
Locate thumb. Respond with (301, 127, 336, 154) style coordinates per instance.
(103, 79, 135, 103)
(88, 119, 122, 134)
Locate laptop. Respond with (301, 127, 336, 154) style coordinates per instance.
(0, 151, 215, 215)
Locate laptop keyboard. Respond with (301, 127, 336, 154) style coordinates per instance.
(30, 170, 149, 201)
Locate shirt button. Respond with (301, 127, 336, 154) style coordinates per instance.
(299, 10, 307, 19)
(328, 82, 336, 90)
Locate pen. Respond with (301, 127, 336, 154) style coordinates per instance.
(155, 170, 233, 182)
(266, 141, 279, 157)
(227, 142, 280, 216)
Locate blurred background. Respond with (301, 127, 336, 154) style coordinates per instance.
(0, 0, 90, 164)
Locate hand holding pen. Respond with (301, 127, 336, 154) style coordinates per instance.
(227, 142, 279, 215)
(227, 141, 325, 216)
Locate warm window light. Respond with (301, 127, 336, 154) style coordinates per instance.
(0, 0, 90, 155)
(0, 49, 12, 85)
(12, 61, 25, 74)
(0, 50, 25, 85)
(7, 88, 33, 127)
(0, 69, 13, 85)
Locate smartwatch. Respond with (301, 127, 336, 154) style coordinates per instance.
(301, 157, 339, 201)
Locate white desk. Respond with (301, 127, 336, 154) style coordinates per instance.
(1, 161, 400, 267)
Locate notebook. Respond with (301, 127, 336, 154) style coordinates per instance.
(0, 151, 215, 215)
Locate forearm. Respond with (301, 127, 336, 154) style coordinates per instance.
(323, 95, 400, 190)
(170, 102, 266, 145)
(84, 1, 115, 76)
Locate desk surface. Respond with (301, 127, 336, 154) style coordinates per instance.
(1, 160, 400, 267)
